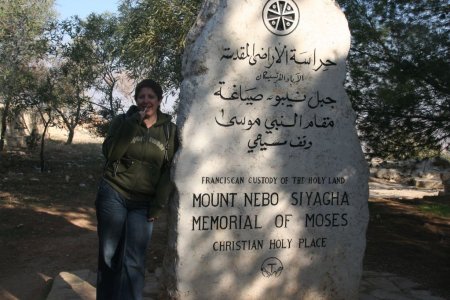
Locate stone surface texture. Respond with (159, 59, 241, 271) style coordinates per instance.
(46, 270, 96, 300)
(167, 0, 369, 299)
(44, 270, 447, 300)
(45, 270, 159, 300)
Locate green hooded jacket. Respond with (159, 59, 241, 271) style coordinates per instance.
(102, 106, 178, 218)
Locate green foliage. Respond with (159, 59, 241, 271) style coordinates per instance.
(118, 0, 203, 91)
(0, 0, 55, 63)
(0, 0, 55, 150)
(83, 13, 125, 119)
(338, 0, 449, 159)
(418, 203, 450, 218)
(440, 151, 450, 163)
(0, 2, 123, 146)
(43, 16, 99, 144)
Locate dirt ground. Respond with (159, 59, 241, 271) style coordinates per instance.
(0, 141, 449, 300)
(365, 196, 450, 298)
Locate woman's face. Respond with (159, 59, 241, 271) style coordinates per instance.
(136, 87, 161, 118)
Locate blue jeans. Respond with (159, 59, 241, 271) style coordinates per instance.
(96, 179, 153, 300)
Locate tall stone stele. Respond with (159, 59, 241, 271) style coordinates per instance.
(165, 0, 369, 299)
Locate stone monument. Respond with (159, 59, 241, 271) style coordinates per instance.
(166, 0, 369, 299)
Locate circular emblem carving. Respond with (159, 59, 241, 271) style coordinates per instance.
(261, 257, 284, 277)
(263, 0, 300, 36)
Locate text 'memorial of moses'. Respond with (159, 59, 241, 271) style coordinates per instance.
(166, 1, 369, 299)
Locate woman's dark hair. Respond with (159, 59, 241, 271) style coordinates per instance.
(134, 79, 163, 101)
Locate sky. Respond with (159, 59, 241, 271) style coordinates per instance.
(55, 0, 120, 20)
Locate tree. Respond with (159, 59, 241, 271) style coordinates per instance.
(83, 13, 127, 134)
(50, 17, 98, 144)
(338, 0, 449, 158)
(118, 0, 203, 91)
(33, 72, 56, 172)
(0, 0, 55, 151)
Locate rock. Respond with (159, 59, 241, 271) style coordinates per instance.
(421, 171, 441, 180)
(375, 168, 402, 182)
(46, 270, 96, 300)
(167, 0, 369, 299)
(370, 157, 383, 168)
(414, 179, 443, 189)
(403, 177, 416, 186)
(369, 168, 378, 177)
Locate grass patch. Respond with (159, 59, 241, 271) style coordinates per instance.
(418, 203, 450, 218)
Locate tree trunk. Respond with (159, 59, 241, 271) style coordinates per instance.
(66, 127, 75, 145)
(0, 100, 11, 151)
(64, 94, 82, 145)
(108, 80, 117, 117)
(40, 113, 51, 172)
(54, 107, 75, 145)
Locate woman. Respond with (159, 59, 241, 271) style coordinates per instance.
(96, 79, 178, 300)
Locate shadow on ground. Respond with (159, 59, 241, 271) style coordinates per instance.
(364, 196, 450, 299)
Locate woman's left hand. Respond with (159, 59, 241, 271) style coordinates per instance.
(148, 217, 158, 222)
